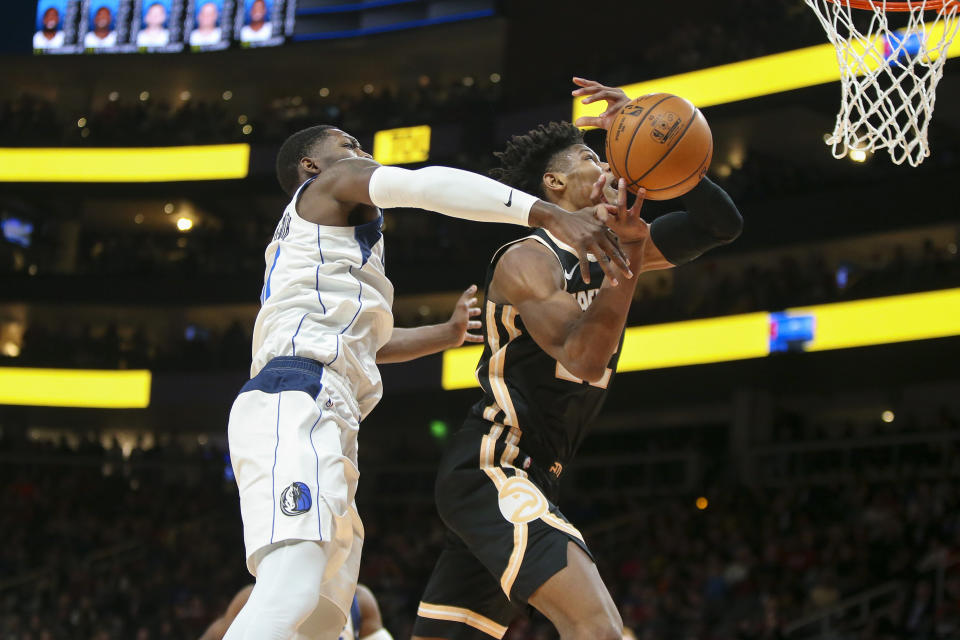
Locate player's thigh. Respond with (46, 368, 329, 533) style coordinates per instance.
(527, 541, 621, 633)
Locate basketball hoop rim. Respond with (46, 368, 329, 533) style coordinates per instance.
(825, 0, 959, 11)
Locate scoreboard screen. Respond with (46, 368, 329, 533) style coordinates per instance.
(33, 0, 82, 54)
(235, 0, 296, 49)
(131, 0, 187, 52)
(33, 0, 296, 53)
(183, 0, 235, 51)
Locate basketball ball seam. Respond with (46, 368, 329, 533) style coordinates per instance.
(618, 94, 674, 184)
(627, 106, 701, 189)
(642, 136, 713, 193)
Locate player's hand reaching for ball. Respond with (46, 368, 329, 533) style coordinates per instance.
(604, 178, 650, 245)
(447, 285, 484, 346)
(572, 77, 631, 130)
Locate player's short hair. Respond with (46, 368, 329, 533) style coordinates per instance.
(490, 122, 584, 198)
(275, 124, 337, 197)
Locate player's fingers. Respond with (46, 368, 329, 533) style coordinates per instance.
(617, 178, 627, 215)
(577, 252, 592, 285)
(596, 203, 619, 224)
(465, 296, 478, 306)
(467, 321, 482, 330)
(589, 174, 607, 205)
(596, 233, 632, 277)
(590, 245, 621, 287)
(464, 333, 485, 343)
(468, 307, 481, 317)
(630, 187, 647, 217)
(593, 206, 611, 225)
(572, 76, 599, 88)
(573, 116, 603, 129)
(462, 284, 477, 296)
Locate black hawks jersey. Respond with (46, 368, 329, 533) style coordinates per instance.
(467, 228, 623, 479)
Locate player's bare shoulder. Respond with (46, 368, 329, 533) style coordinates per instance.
(295, 157, 380, 227)
(488, 238, 565, 304)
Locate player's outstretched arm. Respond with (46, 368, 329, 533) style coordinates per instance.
(376, 285, 483, 364)
(648, 176, 742, 265)
(313, 157, 632, 285)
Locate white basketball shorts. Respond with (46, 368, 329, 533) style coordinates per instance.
(227, 356, 364, 617)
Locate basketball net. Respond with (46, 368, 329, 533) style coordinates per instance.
(805, 0, 960, 166)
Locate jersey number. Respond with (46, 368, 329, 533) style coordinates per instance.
(555, 361, 612, 389)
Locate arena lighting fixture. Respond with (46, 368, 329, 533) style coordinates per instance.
(176, 217, 194, 231)
(373, 125, 431, 165)
(441, 287, 960, 389)
(849, 149, 868, 162)
(882, 410, 895, 423)
(572, 19, 960, 123)
(0, 145, 250, 182)
(0, 368, 151, 408)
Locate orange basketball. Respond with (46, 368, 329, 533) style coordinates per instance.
(605, 93, 713, 200)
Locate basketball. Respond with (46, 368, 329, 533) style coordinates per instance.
(605, 93, 713, 200)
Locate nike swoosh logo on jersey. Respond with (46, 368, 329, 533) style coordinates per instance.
(504, 190, 513, 207)
(564, 265, 578, 280)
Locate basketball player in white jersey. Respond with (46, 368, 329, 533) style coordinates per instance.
(201, 583, 391, 640)
(223, 124, 634, 640)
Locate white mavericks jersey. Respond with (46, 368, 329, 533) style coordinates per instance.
(251, 176, 394, 418)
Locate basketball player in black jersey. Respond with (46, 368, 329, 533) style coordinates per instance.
(412, 78, 743, 640)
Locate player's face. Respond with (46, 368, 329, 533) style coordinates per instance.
(251, 0, 267, 21)
(313, 130, 372, 168)
(558, 144, 616, 208)
(198, 3, 218, 29)
(43, 8, 60, 29)
(146, 4, 167, 28)
(94, 7, 112, 29)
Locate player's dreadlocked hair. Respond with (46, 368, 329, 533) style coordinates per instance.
(275, 124, 337, 197)
(490, 122, 584, 199)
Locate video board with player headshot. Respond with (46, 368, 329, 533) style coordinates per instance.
(78, 0, 134, 53)
(184, 0, 235, 51)
(130, 0, 186, 52)
(234, 0, 295, 48)
(34, 0, 82, 54)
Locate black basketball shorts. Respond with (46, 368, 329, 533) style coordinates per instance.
(413, 419, 593, 639)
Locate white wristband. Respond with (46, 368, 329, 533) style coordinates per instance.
(360, 629, 394, 640)
(368, 165, 538, 226)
